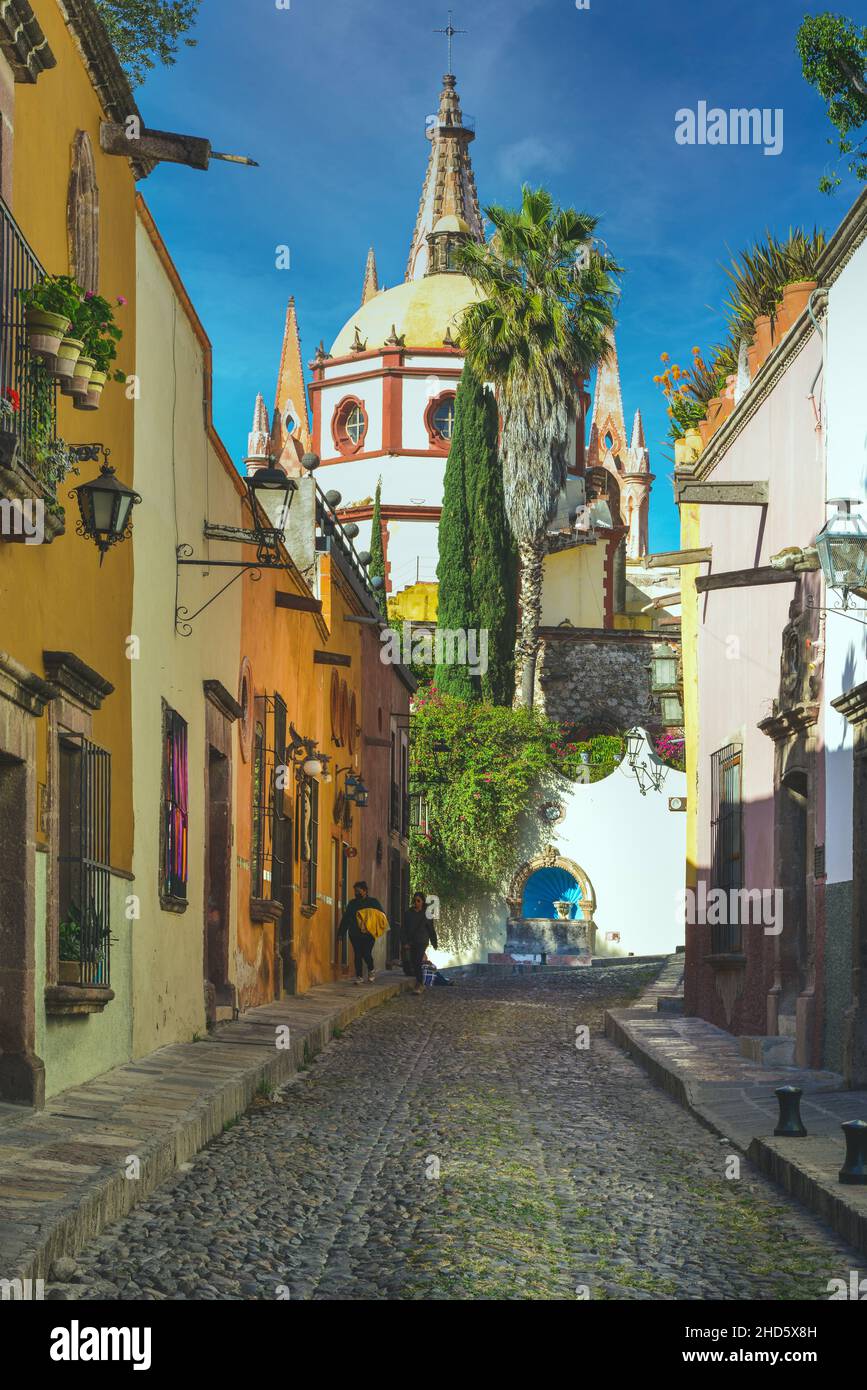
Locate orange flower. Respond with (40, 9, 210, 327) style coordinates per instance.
(671, 365, 681, 380)
(660, 352, 670, 362)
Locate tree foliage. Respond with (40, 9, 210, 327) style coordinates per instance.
(368, 476, 387, 616)
(434, 371, 477, 699)
(797, 12, 867, 191)
(95, 1, 201, 87)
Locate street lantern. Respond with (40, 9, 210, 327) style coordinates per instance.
(71, 453, 141, 564)
(816, 499, 867, 608)
(624, 727, 666, 797)
(246, 463, 296, 534)
(625, 729, 644, 765)
(353, 779, 369, 808)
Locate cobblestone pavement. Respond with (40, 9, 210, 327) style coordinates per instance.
(65, 964, 861, 1301)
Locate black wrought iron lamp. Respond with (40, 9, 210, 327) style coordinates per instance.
(287, 723, 329, 780)
(815, 499, 867, 610)
(625, 727, 666, 797)
(70, 446, 141, 564)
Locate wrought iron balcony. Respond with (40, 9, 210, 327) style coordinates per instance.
(0, 194, 63, 529)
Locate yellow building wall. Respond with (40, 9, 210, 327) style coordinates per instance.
(541, 544, 606, 628)
(389, 580, 438, 623)
(130, 209, 245, 1056)
(3, 0, 137, 870)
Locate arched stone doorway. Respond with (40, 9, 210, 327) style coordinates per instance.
(505, 845, 597, 958)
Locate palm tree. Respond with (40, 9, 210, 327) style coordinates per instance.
(456, 186, 621, 707)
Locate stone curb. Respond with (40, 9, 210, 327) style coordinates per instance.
(603, 959, 867, 1257)
(2, 977, 411, 1284)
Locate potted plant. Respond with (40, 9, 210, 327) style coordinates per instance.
(18, 276, 80, 365)
(58, 906, 81, 984)
(73, 292, 125, 409)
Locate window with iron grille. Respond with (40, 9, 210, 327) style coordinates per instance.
(251, 693, 292, 903)
(58, 733, 111, 987)
(710, 742, 743, 954)
(161, 704, 188, 903)
(299, 774, 319, 910)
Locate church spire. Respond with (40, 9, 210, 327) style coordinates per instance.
(245, 393, 271, 472)
(361, 247, 379, 304)
(405, 72, 483, 282)
(270, 296, 310, 463)
(586, 330, 627, 469)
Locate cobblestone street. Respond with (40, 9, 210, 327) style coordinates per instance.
(66, 965, 861, 1302)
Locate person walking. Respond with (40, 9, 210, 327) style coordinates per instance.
(404, 892, 438, 995)
(337, 881, 388, 985)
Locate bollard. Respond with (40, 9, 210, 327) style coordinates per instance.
(839, 1119, 867, 1185)
(774, 1085, 808, 1137)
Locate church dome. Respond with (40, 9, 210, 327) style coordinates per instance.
(330, 273, 482, 356)
(432, 213, 471, 234)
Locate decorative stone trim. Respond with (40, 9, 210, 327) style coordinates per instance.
(250, 898, 283, 923)
(43, 650, 114, 710)
(44, 982, 115, 1016)
(815, 186, 867, 288)
(160, 893, 188, 915)
(0, 650, 54, 715)
(832, 680, 867, 729)
(758, 703, 820, 741)
(506, 845, 597, 917)
(56, 0, 153, 178)
(204, 679, 243, 722)
(0, 0, 56, 82)
(0, 443, 66, 542)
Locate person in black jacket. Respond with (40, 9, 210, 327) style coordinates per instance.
(404, 892, 438, 995)
(336, 881, 386, 985)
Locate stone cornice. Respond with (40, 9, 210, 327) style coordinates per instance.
(539, 625, 680, 645)
(675, 299, 824, 488)
(55, 0, 153, 179)
(43, 650, 114, 710)
(832, 680, 867, 728)
(203, 679, 243, 723)
(758, 702, 820, 741)
(0, 650, 54, 715)
(815, 187, 867, 288)
(0, 0, 56, 81)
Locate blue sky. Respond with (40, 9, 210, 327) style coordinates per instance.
(134, 0, 867, 552)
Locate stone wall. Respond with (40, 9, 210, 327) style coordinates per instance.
(536, 629, 680, 733)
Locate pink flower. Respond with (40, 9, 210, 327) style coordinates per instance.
(116, 295, 127, 306)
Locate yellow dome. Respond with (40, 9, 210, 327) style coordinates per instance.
(331, 274, 482, 356)
(433, 213, 471, 234)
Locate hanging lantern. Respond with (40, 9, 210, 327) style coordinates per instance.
(816, 499, 867, 608)
(71, 454, 141, 564)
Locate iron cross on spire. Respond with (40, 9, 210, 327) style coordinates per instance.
(435, 10, 466, 74)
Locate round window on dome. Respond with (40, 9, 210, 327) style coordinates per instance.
(431, 395, 456, 442)
(332, 398, 368, 455)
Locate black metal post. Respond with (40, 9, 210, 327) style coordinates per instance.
(774, 1085, 807, 1137)
(839, 1119, 867, 1185)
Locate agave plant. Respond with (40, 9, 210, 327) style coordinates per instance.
(723, 228, 826, 341)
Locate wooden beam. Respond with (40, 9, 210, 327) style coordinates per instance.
(676, 480, 768, 507)
(646, 592, 681, 608)
(313, 650, 351, 667)
(695, 566, 800, 594)
(645, 548, 712, 568)
(275, 591, 323, 615)
(101, 121, 212, 170)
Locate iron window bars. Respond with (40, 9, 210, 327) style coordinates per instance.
(710, 742, 744, 954)
(251, 693, 293, 903)
(58, 733, 111, 987)
(0, 194, 58, 496)
(161, 704, 188, 902)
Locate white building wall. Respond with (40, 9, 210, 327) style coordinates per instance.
(823, 238, 867, 886)
(319, 375, 383, 457)
(431, 731, 687, 966)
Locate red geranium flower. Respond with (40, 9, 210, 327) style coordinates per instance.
(4, 387, 20, 412)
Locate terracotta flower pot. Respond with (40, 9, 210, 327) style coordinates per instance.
(74, 368, 106, 411)
(62, 353, 95, 398)
(754, 314, 773, 364)
(54, 336, 84, 385)
(782, 279, 817, 327)
(24, 307, 71, 364)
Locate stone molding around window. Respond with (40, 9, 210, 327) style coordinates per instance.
(42, 650, 114, 711)
(67, 130, 99, 296)
(331, 397, 368, 457)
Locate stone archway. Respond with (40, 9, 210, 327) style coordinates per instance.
(506, 844, 596, 919)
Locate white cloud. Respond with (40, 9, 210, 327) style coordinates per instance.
(496, 135, 567, 183)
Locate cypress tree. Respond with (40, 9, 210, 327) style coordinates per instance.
(465, 379, 518, 705)
(368, 477, 387, 616)
(434, 371, 477, 699)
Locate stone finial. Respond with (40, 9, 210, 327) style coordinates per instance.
(384, 324, 406, 347)
(405, 71, 484, 282)
(351, 325, 368, 354)
(311, 340, 332, 367)
(443, 325, 457, 347)
(361, 247, 379, 305)
(246, 392, 271, 464)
